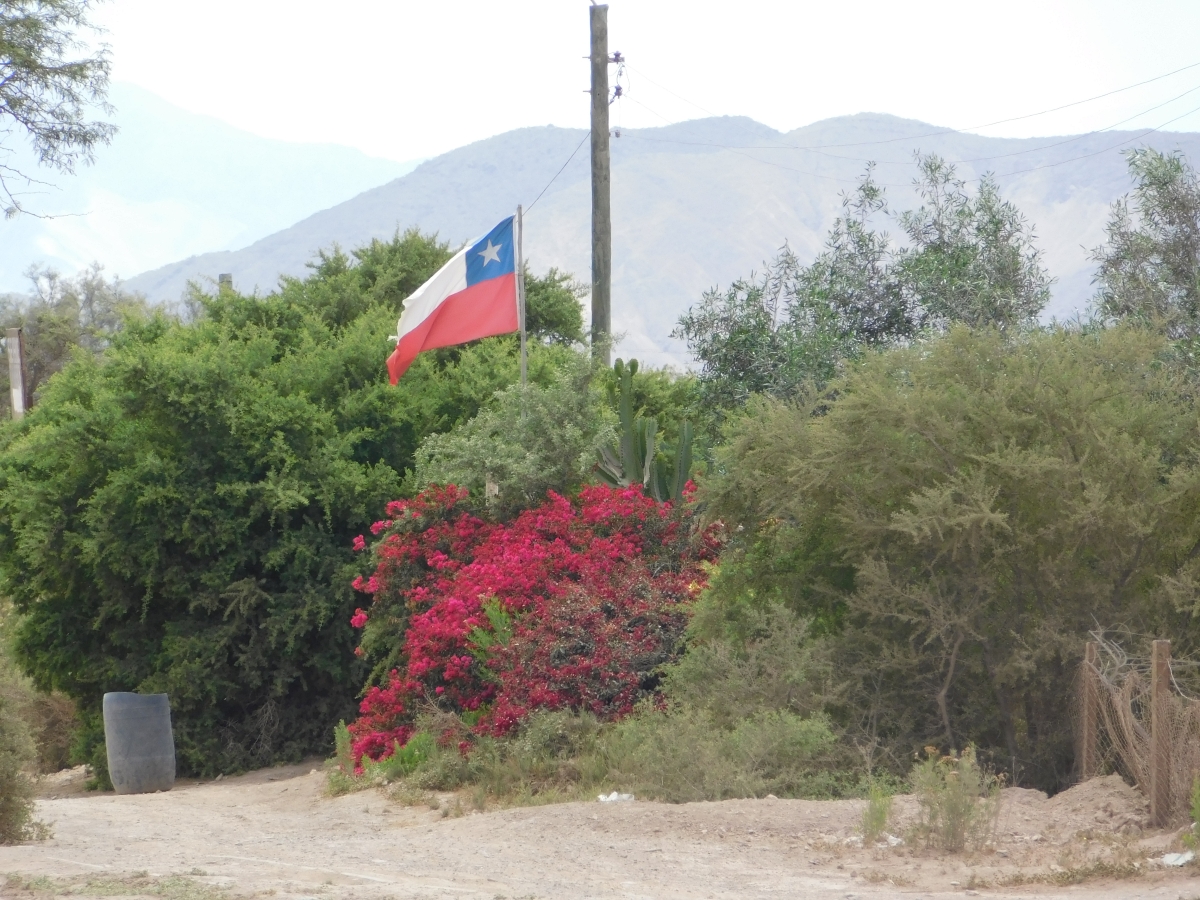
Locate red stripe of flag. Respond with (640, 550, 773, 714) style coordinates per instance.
(387, 273, 520, 384)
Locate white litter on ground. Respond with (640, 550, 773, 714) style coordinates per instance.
(1160, 850, 1194, 867)
(597, 791, 635, 802)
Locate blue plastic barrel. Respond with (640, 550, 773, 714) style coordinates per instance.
(102, 692, 176, 794)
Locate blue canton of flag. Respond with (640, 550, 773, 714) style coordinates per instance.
(465, 216, 515, 286)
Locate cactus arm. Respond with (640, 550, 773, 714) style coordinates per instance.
(618, 360, 639, 482)
(641, 417, 658, 489)
(597, 445, 627, 487)
(671, 420, 694, 504)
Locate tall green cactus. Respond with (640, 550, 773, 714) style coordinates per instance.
(597, 358, 694, 504)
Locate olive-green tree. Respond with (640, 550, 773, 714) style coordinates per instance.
(523, 265, 587, 346)
(1, 0, 115, 217)
(1093, 148, 1200, 341)
(675, 156, 1051, 412)
(0, 262, 145, 417)
(703, 325, 1200, 790)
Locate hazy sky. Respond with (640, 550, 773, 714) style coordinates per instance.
(92, 0, 1200, 162)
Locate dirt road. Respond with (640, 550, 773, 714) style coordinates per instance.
(2, 764, 1199, 899)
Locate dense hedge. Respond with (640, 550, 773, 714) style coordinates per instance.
(0, 231, 584, 776)
(703, 325, 1200, 791)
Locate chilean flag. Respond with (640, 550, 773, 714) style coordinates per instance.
(387, 216, 519, 383)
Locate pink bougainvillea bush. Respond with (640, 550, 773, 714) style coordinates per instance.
(345, 483, 721, 764)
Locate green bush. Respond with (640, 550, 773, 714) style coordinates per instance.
(428, 711, 610, 803)
(861, 781, 893, 842)
(602, 705, 839, 802)
(910, 746, 1001, 852)
(663, 597, 828, 729)
(0, 600, 77, 775)
(339, 599, 853, 806)
(0, 649, 37, 843)
(330, 708, 609, 804)
(1183, 775, 1200, 850)
(0, 230, 583, 777)
(363, 705, 842, 806)
(413, 352, 613, 519)
(702, 324, 1200, 790)
(327, 720, 437, 796)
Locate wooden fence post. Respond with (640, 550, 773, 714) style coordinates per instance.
(1081, 641, 1099, 780)
(1151, 639, 1172, 827)
(6, 327, 26, 420)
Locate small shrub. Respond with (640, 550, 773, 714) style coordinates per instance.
(1, 605, 49, 842)
(327, 721, 439, 795)
(326, 721, 360, 795)
(910, 745, 1001, 852)
(601, 704, 843, 802)
(1183, 775, 1200, 850)
(661, 598, 827, 729)
(380, 731, 436, 778)
(1, 599, 78, 775)
(25, 690, 77, 773)
(73, 712, 113, 791)
(862, 781, 893, 842)
(0, 682, 38, 843)
(405, 709, 607, 801)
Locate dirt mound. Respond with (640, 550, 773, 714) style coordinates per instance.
(34, 765, 90, 799)
(1045, 773, 1149, 834)
(989, 775, 1147, 842)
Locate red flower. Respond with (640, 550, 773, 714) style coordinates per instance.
(350, 608, 369, 628)
(343, 483, 722, 765)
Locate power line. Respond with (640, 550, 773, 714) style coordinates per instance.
(626, 58, 1200, 151)
(624, 78, 1200, 171)
(524, 131, 589, 214)
(989, 99, 1200, 181)
(525, 56, 1200, 218)
(624, 96, 913, 188)
(804, 80, 1200, 167)
(623, 80, 1200, 187)
(950, 82, 1200, 165)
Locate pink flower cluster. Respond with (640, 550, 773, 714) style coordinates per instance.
(345, 483, 720, 763)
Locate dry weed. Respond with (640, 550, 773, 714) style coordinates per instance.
(1, 873, 230, 899)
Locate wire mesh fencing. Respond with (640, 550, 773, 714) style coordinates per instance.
(1079, 636, 1200, 827)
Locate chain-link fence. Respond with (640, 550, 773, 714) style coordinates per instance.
(1079, 636, 1200, 826)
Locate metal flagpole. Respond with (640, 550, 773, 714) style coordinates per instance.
(517, 205, 527, 388)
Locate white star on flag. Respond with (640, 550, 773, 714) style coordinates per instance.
(477, 240, 502, 265)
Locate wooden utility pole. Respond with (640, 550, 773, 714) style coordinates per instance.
(1150, 639, 1171, 827)
(590, 3, 611, 365)
(1080, 641, 1099, 780)
(6, 327, 26, 420)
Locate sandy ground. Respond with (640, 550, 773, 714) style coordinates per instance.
(3, 766, 1200, 899)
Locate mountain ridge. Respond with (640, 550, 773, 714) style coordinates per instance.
(121, 112, 1200, 365)
(0, 83, 417, 293)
